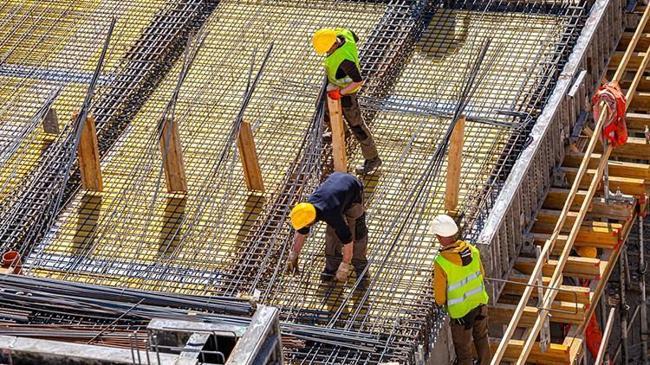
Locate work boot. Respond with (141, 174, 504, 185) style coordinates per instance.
(355, 157, 382, 175)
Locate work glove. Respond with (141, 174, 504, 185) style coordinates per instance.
(335, 262, 352, 282)
(327, 89, 342, 100)
(286, 251, 300, 274)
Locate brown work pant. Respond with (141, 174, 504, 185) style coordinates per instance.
(325, 93, 379, 161)
(323, 202, 368, 276)
(450, 305, 491, 365)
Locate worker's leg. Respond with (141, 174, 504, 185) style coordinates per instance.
(472, 305, 491, 365)
(345, 203, 368, 276)
(341, 94, 378, 160)
(450, 320, 474, 365)
(324, 226, 342, 278)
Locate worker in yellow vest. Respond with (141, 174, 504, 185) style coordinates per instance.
(431, 214, 491, 365)
(312, 28, 381, 175)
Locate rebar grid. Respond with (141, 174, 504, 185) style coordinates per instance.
(0, 0, 589, 363)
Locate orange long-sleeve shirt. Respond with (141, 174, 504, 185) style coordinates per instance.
(432, 240, 485, 306)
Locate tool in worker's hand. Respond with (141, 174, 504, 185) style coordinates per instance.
(327, 89, 342, 100)
(336, 262, 351, 281)
(287, 251, 300, 274)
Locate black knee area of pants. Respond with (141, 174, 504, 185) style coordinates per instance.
(351, 126, 368, 141)
(355, 213, 368, 239)
(341, 95, 353, 108)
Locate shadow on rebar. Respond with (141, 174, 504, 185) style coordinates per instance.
(71, 193, 102, 257)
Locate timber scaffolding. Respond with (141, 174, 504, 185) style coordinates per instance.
(0, 0, 624, 364)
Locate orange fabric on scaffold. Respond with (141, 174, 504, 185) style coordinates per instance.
(592, 81, 628, 147)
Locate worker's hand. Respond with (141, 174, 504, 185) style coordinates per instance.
(335, 262, 351, 282)
(286, 251, 300, 275)
(327, 89, 342, 100)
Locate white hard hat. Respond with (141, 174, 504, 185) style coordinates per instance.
(430, 214, 458, 237)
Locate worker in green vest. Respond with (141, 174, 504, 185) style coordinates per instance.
(312, 28, 381, 175)
(431, 214, 491, 365)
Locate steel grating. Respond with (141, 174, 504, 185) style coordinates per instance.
(0, 0, 590, 363)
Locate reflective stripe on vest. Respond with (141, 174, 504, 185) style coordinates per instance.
(435, 242, 489, 319)
(323, 28, 361, 92)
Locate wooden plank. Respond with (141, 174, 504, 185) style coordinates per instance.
(618, 32, 650, 51)
(489, 338, 571, 364)
(515, 256, 603, 280)
(490, 301, 586, 325)
(327, 96, 347, 172)
(596, 136, 650, 160)
(500, 274, 592, 305)
(532, 219, 623, 243)
(609, 51, 646, 70)
(625, 112, 650, 131)
(237, 121, 264, 192)
(445, 116, 465, 214)
(532, 233, 619, 256)
(77, 115, 103, 192)
(543, 188, 635, 220)
(563, 151, 650, 179)
(159, 117, 187, 193)
(560, 167, 648, 196)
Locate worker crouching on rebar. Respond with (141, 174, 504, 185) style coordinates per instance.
(312, 28, 381, 175)
(287, 172, 368, 283)
(431, 215, 491, 365)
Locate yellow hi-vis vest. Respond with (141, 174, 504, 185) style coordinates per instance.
(323, 28, 361, 93)
(435, 243, 489, 319)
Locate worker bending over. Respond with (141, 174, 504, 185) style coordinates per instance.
(312, 28, 381, 175)
(431, 214, 490, 365)
(288, 172, 368, 282)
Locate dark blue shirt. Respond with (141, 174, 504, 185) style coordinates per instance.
(297, 172, 363, 243)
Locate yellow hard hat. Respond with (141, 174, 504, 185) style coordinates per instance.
(312, 29, 337, 55)
(290, 203, 316, 230)
(576, 246, 598, 258)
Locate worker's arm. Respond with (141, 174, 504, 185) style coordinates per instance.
(339, 60, 364, 96)
(291, 231, 308, 255)
(341, 81, 364, 95)
(432, 261, 447, 306)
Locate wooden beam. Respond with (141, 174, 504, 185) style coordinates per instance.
(77, 114, 103, 192)
(500, 274, 592, 305)
(159, 117, 187, 193)
(618, 32, 650, 51)
(532, 218, 623, 243)
(596, 136, 650, 160)
(515, 256, 603, 280)
(489, 338, 572, 364)
(532, 233, 618, 256)
(563, 151, 650, 179)
(445, 116, 465, 214)
(327, 96, 347, 172)
(490, 301, 586, 325)
(625, 112, 650, 131)
(543, 188, 635, 220)
(237, 121, 264, 192)
(560, 167, 648, 196)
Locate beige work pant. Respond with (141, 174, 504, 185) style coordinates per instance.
(325, 93, 379, 160)
(323, 202, 368, 276)
(450, 305, 491, 365)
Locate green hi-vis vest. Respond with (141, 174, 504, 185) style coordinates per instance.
(435, 243, 489, 319)
(323, 28, 361, 93)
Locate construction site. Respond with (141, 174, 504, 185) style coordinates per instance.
(0, 0, 648, 364)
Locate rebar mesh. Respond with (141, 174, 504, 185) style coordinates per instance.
(0, 0, 590, 363)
